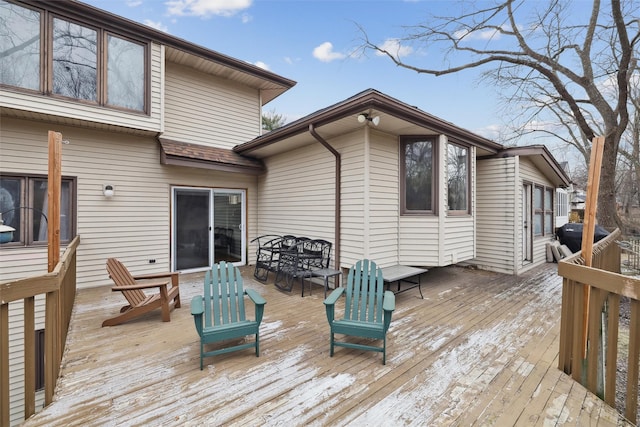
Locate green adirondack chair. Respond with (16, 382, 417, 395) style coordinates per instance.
(323, 259, 395, 365)
(191, 262, 266, 370)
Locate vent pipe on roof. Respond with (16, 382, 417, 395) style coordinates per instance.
(309, 124, 341, 271)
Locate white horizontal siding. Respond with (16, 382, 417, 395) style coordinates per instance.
(255, 139, 337, 264)
(0, 117, 258, 287)
(0, 43, 163, 133)
(473, 157, 517, 274)
(367, 132, 399, 267)
(162, 62, 260, 148)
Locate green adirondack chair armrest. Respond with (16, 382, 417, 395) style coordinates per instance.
(245, 289, 266, 324)
(323, 287, 345, 323)
(190, 295, 204, 337)
(382, 290, 395, 332)
(382, 291, 395, 312)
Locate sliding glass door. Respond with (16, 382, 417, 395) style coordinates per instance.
(172, 187, 245, 272)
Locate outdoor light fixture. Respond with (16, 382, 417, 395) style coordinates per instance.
(103, 184, 115, 198)
(357, 113, 380, 126)
(0, 213, 15, 244)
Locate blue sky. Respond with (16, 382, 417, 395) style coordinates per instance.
(82, 0, 505, 138)
(85, 0, 615, 170)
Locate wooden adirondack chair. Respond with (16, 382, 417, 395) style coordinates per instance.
(103, 258, 181, 327)
(323, 259, 395, 364)
(191, 261, 266, 370)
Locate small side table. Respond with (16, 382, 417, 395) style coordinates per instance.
(308, 268, 342, 298)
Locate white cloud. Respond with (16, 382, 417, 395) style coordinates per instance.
(375, 38, 413, 59)
(313, 42, 346, 63)
(126, 0, 142, 6)
(143, 20, 169, 32)
(254, 61, 269, 70)
(474, 124, 502, 140)
(241, 12, 252, 23)
(166, 0, 252, 17)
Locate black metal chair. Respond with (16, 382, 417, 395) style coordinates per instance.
(251, 235, 282, 281)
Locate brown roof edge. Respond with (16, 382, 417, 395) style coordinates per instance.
(22, 0, 296, 91)
(484, 145, 571, 187)
(234, 89, 503, 155)
(159, 138, 264, 175)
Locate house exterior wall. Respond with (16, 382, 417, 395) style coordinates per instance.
(0, 42, 164, 132)
(162, 62, 261, 148)
(0, 117, 259, 286)
(474, 157, 518, 274)
(473, 156, 558, 275)
(518, 157, 557, 274)
(399, 136, 477, 268)
(255, 130, 478, 270)
(253, 134, 340, 265)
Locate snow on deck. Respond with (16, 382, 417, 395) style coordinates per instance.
(22, 264, 631, 426)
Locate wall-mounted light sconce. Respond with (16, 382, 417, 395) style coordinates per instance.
(228, 194, 240, 205)
(357, 113, 380, 126)
(103, 184, 115, 198)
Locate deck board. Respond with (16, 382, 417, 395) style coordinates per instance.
(22, 264, 634, 426)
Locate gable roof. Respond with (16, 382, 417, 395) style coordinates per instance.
(234, 89, 504, 158)
(487, 145, 571, 187)
(27, 0, 295, 104)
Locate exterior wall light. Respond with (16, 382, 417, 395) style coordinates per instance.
(357, 113, 380, 126)
(103, 184, 115, 198)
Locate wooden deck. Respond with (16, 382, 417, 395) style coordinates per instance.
(23, 263, 634, 426)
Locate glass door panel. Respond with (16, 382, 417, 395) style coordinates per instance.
(213, 192, 243, 264)
(174, 188, 210, 271)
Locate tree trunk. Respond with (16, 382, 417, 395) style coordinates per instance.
(597, 135, 623, 231)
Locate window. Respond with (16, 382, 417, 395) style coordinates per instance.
(401, 137, 435, 214)
(0, 174, 75, 246)
(107, 34, 145, 110)
(544, 188, 554, 234)
(0, 0, 148, 112)
(0, 0, 41, 91)
(52, 17, 97, 101)
(447, 143, 469, 213)
(556, 189, 568, 217)
(533, 185, 554, 236)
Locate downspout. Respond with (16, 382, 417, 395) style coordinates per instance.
(309, 124, 341, 270)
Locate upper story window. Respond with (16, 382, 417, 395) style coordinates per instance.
(0, 174, 76, 247)
(0, 0, 148, 113)
(447, 143, 469, 214)
(401, 137, 436, 214)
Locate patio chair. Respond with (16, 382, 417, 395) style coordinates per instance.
(323, 259, 395, 364)
(191, 261, 266, 370)
(103, 258, 181, 327)
(251, 234, 282, 281)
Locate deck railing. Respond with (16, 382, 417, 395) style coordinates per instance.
(0, 236, 80, 426)
(558, 229, 639, 424)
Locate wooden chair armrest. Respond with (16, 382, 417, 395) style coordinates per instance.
(111, 279, 169, 291)
(133, 271, 179, 284)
